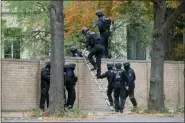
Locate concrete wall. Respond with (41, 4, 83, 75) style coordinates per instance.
(1, 58, 184, 111)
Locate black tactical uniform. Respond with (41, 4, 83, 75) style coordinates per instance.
(82, 27, 104, 77)
(70, 46, 83, 57)
(40, 62, 50, 111)
(113, 63, 129, 113)
(97, 63, 115, 106)
(64, 64, 68, 107)
(65, 63, 78, 109)
(95, 10, 111, 58)
(123, 62, 137, 108)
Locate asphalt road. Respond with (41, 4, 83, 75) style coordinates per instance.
(2, 111, 184, 122)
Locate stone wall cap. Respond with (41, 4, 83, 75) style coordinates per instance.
(1, 58, 184, 64)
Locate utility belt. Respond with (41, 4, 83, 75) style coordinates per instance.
(100, 30, 110, 33)
(115, 81, 121, 85)
(66, 84, 75, 88)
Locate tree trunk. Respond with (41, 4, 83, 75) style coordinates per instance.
(48, 0, 65, 115)
(183, 14, 185, 91)
(164, 8, 174, 60)
(149, 0, 185, 112)
(148, 0, 166, 112)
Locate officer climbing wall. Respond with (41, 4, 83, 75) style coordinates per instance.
(95, 9, 112, 58)
(123, 62, 137, 110)
(113, 63, 129, 113)
(40, 62, 50, 111)
(97, 63, 115, 107)
(81, 27, 104, 77)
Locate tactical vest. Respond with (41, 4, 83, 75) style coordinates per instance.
(114, 69, 123, 84)
(87, 32, 100, 47)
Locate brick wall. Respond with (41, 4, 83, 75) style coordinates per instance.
(0, 49, 2, 116)
(1, 58, 184, 111)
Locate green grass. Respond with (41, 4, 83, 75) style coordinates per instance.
(31, 108, 43, 117)
(30, 105, 88, 119)
(2, 116, 10, 120)
(62, 105, 88, 118)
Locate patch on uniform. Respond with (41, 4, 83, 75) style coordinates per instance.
(129, 73, 131, 76)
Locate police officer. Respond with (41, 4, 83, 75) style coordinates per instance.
(40, 62, 50, 111)
(70, 46, 83, 57)
(97, 63, 115, 106)
(95, 9, 111, 58)
(82, 27, 104, 77)
(113, 63, 129, 113)
(65, 63, 78, 109)
(123, 62, 137, 109)
(64, 64, 68, 108)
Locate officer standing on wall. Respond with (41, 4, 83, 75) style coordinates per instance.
(65, 63, 78, 109)
(97, 63, 115, 107)
(40, 62, 50, 111)
(95, 9, 112, 58)
(81, 27, 104, 77)
(123, 62, 137, 110)
(113, 63, 129, 113)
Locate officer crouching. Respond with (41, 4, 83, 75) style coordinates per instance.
(70, 46, 83, 57)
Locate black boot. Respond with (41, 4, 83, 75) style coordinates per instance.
(96, 68, 101, 77)
(120, 108, 123, 113)
(68, 105, 73, 109)
(115, 109, 119, 113)
(91, 67, 97, 71)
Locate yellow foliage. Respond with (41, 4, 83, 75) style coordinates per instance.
(64, 1, 122, 39)
(166, 0, 179, 8)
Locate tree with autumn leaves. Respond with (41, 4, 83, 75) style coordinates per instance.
(64, 1, 121, 39)
(49, 0, 185, 113)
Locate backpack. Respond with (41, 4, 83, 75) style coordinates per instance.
(102, 16, 112, 31)
(88, 32, 100, 47)
(65, 69, 75, 85)
(65, 69, 76, 86)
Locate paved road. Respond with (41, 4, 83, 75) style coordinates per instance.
(2, 116, 184, 122)
(2, 112, 184, 122)
(74, 115, 184, 122)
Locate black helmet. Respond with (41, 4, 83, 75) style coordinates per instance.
(70, 46, 77, 52)
(107, 63, 114, 69)
(82, 27, 89, 34)
(46, 61, 50, 68)
(64, 64, 69, 72)
(68, 63, 76, 70)
(115, 63, 122, 69)
(123, 62, 130, 67)
(96, 9, 104, 17)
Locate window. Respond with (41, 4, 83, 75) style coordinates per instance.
(127, 24, 146, 60)
(3, 28, 21, 59)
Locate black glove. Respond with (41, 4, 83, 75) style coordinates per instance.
(74, 76, 78, 82)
